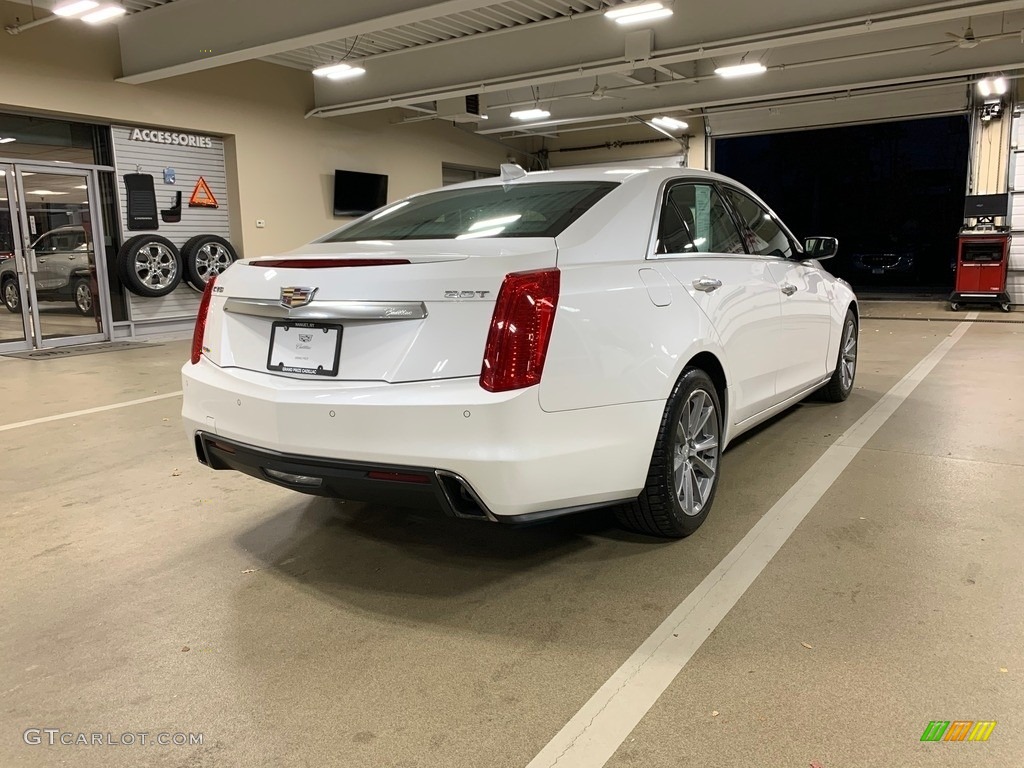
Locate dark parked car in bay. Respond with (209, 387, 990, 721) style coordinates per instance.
(0, 226, 96, 316)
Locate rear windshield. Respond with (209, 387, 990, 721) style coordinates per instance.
(321, 181, 617, 242)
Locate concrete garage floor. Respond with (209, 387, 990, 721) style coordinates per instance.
(1, 317, 1022, 767)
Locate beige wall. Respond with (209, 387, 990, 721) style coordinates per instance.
(0, 0, 518, 257)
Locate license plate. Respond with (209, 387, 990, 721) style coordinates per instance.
(267, 322, 342, 376)
(872, 268, 884, 275)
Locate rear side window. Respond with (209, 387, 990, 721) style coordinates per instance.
(323, 181, 617, 242)
(656, 183, 746, 255)
(723, 188, 795, 258)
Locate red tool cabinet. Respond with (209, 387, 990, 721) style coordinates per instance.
(949, 233, 1011, 312)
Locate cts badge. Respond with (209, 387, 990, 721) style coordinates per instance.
(280, 287, 318, 308)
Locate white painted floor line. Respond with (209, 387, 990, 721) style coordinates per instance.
(526, 321, 975, 768)
(0, 392, 183, 432)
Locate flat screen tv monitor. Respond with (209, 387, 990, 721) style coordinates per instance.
(964, 193, 1008, 219)
(334, 170, 388, 217)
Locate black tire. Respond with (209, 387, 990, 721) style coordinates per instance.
(117, 235, 183, 298)
(182, 234, 238, 290)
(949, 302, 961, 312)
(820, 308, 858, 403)
(72, 277, 94, 316)
(616, 368, 723, 539)
(2, 276, 19, 313)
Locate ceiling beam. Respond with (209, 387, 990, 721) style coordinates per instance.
(307, 0, 1024, 117)
(116, 0, 509, 84)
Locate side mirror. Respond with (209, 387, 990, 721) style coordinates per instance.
(804, 236, 838, 261)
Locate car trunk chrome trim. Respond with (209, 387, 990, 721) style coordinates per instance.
(224, 297, 428, 321)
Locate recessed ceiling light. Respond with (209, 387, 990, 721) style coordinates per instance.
(605, 2, 673, 25)
(54, 0, 99, 16)
(0, 137, 16, 144)
(312, 62, 366, 80)
(651, 116, 689, 130)
(715, 62, 767, 78)
(510, 108, 551, 120)
(82, 4, 127, 24)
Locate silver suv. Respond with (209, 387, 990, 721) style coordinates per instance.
(0, 226, 96, 316)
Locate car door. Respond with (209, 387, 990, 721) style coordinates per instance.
(29, 231, 62, 290)
(723, 187, 833, 400)
(653, 181, 783, 424)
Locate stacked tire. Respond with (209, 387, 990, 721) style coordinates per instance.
(116, 234, 237, 297)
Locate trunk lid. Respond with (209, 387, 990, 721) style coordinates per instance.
(203, 239, 557, 383)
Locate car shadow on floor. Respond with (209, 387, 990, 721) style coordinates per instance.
(232, 494, 675, 626)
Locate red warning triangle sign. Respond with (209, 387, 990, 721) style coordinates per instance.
(189, 176, 219, 208)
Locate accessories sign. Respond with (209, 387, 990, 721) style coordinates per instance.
(129, 128, 214, 149)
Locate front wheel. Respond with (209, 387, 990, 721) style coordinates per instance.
(73, 277, 94, 316)
(616, 368, 722, 539)
(2, 278, 19, 313)
(820, 308, 858, 402)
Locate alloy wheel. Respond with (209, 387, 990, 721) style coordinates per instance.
(195, 243, 232, 283)
(840, 318, 857, 391)
(3, 281, 18, 311)
(133, 243, 178, 289)
(672, 388, 720, 517)
(75, 282, 93, 314)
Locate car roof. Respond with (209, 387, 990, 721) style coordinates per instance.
(443, 166, 736, 190)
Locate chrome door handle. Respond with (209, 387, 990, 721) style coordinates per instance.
(780, 282, 797, 296)
(693, 277, 722, 293)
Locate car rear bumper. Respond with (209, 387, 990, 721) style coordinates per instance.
(181, 359, 663, 520)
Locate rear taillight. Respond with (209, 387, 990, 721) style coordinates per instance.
(480, 268, 560, 393)
(253, 259, 410, 268)
(190, 276, 217, 365)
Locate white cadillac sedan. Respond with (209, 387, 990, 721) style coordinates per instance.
(182, 167, 857, 538)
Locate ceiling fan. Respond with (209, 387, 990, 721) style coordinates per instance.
(589, 78, 625, 100)
(932, 17, 1014, 55)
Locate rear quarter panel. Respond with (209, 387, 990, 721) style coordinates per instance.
(538, 261, 725, 414)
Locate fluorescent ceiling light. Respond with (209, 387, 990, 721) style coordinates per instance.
(312, 62, 366, 80)
(0, 137, 16, 144)
(651, 116, 688, 130)
(605, 2, 673, 24)
(470, 214, 521, 231)
(510, 108, 551, 120)
(54, 0, 99, 16)
(74, 185, 88, 189)
(456, 227, 506, 239)
(27, 190, 68, 195)
(370, 201, 408, 220)
(715, 62, 767, 78)
(82, 4, 126, 23)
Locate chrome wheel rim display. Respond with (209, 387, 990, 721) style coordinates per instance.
(840, 318, 857, 391)
(672, 388, 719, 517)
(195, 243, 232, 283)
(133, 242, 178, 289)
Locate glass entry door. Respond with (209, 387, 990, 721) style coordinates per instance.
(0, 164, 111, 351)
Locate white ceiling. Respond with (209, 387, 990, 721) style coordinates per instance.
(69, 1, 1024, 140)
